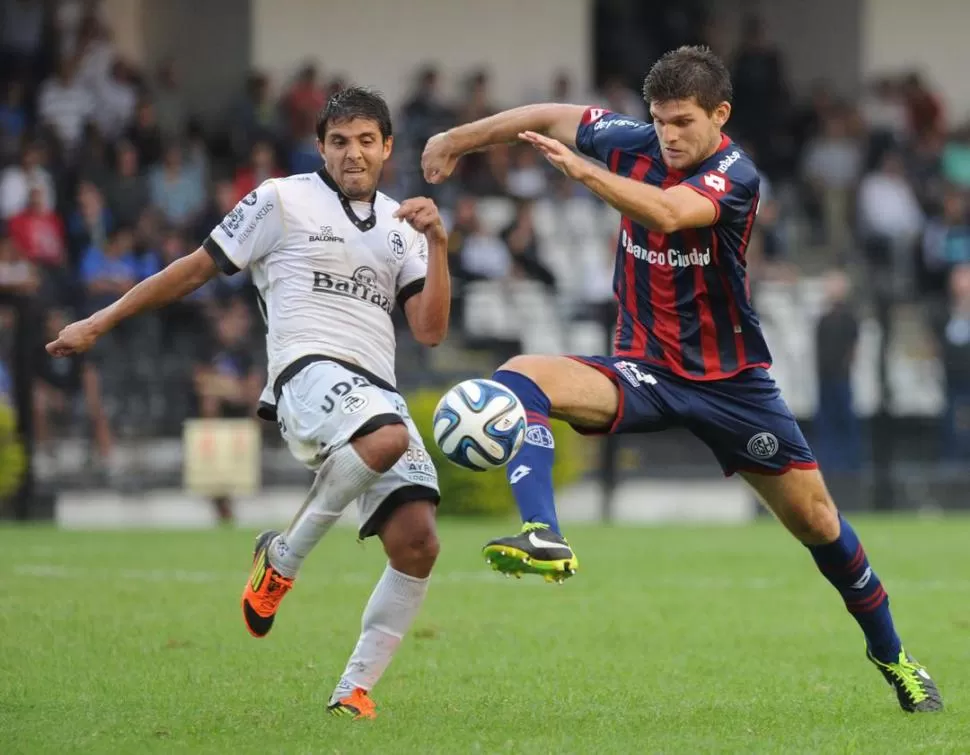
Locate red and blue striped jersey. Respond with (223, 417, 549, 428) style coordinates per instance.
(575, 107, 770, 381)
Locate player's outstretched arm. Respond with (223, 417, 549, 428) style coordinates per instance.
(395, 197, 450, 347)
(422, 104, 587, 184)
(520, 131, 718, 233)
(46, 248, 219, 357)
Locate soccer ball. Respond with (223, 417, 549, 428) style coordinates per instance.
(432, 379, 527, 471)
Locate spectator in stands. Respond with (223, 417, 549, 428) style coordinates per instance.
(104, 140, 150, 228)
(790, 80, 837, 166)
(283, 62, 326, 140)
(462, 142, 510, 197)
(229, 71, 280, 158)
(908, 128, 947, 210)
(400, 67, 453, 152)
(74, 12, 116, 94)
(67, 179, 112, 267)
(941, 124, 970, 191)
(902, 72, 945, 141)
(148, 143, 205, 229)
(233, 139, 283, 202)
(124, 98, 164, 168)
(399, 66, 453, 197)
(457, 70, 501, 191)
(501, 199, 556, 290)
(451, 195, 510, 282)
(730, 15, 788, 166)
(92, 58, 137, 140)
(857, 150, 925, 299)
(195, 179, 237, 242)
(80, 224, 138, 313)
(0, 0, 45, 83)
(33, 307, 114, 477)
(506, 144, 548, 200)
(153, 60, 186, 141)
(860, 77, 909, 164)
(193, 298, 263, 523)
(0, 231, 39, 297)
(922, 187, 970, 295)
(75, 122, 112, 191)
(0, 79, 27, 162)
(932, 264, 970, 459)
(0, 140, 56, 221)
(37, 57, 95, 158)
(814, 269, 862, 473)
(7, 185, 67, 271)
(599, 74, 647, 120)
(801, 109, 863, 251)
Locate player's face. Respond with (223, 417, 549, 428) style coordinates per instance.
(650, 98, 730, 170)
(319, 118, 392, 200)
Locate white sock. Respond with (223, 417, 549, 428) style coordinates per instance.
(269, 443, 380, 578)
(330, 565, 430, 703)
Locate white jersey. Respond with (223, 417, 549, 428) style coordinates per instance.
(204, 171, 428, 391)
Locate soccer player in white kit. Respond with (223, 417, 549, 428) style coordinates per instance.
(47, 88, 452, 720)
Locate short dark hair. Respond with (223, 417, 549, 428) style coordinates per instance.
(642, 45, 732, 113)
(316, 86, 392, 141)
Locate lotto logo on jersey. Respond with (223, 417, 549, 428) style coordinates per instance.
(701, 171, 733, 196)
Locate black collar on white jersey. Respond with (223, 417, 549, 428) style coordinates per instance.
(316, 168, 377, 232)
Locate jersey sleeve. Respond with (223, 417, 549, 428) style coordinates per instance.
(682, 153, 760, 225)
(574, 107, 657, 164)
(203, 181, 283, 274)
(395, 231, 428, 310)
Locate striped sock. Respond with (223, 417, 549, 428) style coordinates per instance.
(492, 369, 561, 534)
(807, 515, 902, 662)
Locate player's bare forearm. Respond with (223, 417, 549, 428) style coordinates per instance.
(93, 248, 218, 335)
(575, 163, 715, 233)
(406, 235, 451, 347)
(449, 104, 586, 153)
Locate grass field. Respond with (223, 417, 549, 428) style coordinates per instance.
(1, 514, 968, 754)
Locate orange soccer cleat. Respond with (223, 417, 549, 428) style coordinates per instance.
(327, 687, 377, 720)
(241, 530, 294, 638)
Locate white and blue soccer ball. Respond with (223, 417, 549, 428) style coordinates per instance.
(432, 379, 527, 471)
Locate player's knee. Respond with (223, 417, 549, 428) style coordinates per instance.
(386, 516, 439, 577)
(352, 421, 409, 473)
(496, 354, 543, 380)
(788, 489, 840, 545)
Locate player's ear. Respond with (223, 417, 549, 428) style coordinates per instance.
(712, 102, 731, 129)
(382, 135, 393, 161)
(316, 138, 325, 160)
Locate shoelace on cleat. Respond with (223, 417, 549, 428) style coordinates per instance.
(520, 522, 551, 534)
(252, 571, 293, 614)
(883, 656, 931, 704)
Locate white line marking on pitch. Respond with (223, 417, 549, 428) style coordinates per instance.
(12, 565, 970, 591)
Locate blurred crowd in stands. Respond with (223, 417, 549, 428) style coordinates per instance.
(2, 0, 970, 486)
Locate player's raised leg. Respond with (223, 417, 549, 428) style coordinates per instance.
(485, 354, 619, 581)
(328, 499, 439, 719)
(242, 363, 411, 638)
(743, 468, 943, 712)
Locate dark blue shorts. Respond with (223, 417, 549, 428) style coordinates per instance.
(569, 356, 818, 477)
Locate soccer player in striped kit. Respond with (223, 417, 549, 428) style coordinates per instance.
(422, 46, 942, 713)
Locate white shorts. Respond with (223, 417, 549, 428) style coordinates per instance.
(275, 359, 439, 538)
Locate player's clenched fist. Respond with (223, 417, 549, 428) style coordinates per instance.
(421, 132, 459, 184)
(46, 317, 102, 357)
(393, 197, 447, 245)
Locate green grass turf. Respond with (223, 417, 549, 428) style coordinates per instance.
(1, 514, 967, 754)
